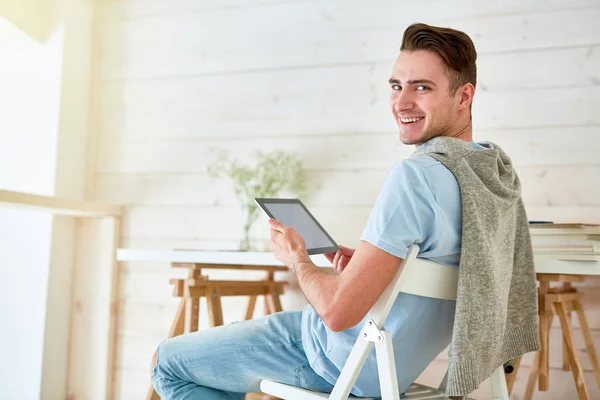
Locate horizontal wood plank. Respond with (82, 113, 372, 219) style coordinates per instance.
(94, 165, 600, 208)
(97, 0, 600, 22)
(115, 206, 600, 253)
(118, 207, 600, 255)
(98, 0, 319, 21)
(98, 5, 600, 80)
(98, 64, 600, 138)
(120, 205, 369, 249)
(95, 126, 600, 173)
(95, 170, 385, 207)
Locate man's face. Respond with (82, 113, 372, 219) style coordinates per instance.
(389, 50, 461, 145)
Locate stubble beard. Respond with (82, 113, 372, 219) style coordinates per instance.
(399, 112, 455, 145)
(398, 122, 439, 146)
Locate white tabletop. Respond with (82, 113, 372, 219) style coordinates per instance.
(533, 257, 600, 275)
(116, 248, 600, 275)
(116, 248, 332, 267)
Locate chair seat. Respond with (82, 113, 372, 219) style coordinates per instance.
(260, 380, 477, 400)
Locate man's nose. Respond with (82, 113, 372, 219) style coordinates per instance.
(393, 91, 414, 112)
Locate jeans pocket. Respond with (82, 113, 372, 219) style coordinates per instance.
(294, 364, 334, 393)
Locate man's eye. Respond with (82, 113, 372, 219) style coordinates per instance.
(392, 84, 401, 91)
(416, 85, 429, 91)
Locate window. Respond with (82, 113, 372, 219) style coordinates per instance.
(0, 16, 63, 398)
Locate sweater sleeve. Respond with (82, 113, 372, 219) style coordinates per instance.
(360, 159, 444, 259)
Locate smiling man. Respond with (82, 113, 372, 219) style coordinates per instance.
(389, 44, 475, 145)
(150, 23, 539, 400)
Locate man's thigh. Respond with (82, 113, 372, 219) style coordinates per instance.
(152, 310, 333, 394)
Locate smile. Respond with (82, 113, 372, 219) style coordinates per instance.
(399, 117, 425, 124)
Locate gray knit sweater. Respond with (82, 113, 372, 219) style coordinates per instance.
(412, 137, 541, 399)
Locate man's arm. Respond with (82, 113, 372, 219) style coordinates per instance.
(269, 219, 403, 332)
(295, 240, 402, 331)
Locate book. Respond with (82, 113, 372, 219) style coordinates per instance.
(530, 234, 600, 241)
(530, 223, 600, 228)
(529, 223, 600, 235)
(531, 239, 600, 253)
(533, 253, 600, 261)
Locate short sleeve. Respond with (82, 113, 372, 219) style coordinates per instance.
(360, 160, 443, 259)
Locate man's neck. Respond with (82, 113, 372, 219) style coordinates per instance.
(445, 120, 473, 142)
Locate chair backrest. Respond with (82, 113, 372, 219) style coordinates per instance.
(366, 245, 458, 327)
(366, 244, 508, 400)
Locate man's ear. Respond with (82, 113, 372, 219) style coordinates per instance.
(457, 83, 475, 111)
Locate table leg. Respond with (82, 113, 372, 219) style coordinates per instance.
(524, 351, 540, 400)
(169, 298, 187, 338)
(185, 297, 200, 333)
(267, 293, 283, 313)
(563, 313, 572, 371)
(556, 302, 590, 400)
(264, 297, 273, 315)
(574, 299, 600, 392)
(524, 313, 553, 400)
(207, 286, 224, 327)
(538, 282, 550, 391)
(245, 296, 257, 320)
(562, 283, 573, 371)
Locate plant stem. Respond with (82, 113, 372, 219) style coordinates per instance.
(240, 206, 259, 251)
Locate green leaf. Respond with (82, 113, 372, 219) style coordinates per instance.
(207, 148, 312, 250)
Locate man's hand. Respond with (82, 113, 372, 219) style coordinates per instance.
(325, 245, 355, 273)
(268, 218, 310, 271)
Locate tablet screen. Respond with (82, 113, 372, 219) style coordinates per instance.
(255, 198, 339, 255)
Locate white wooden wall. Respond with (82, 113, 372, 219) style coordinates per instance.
(91, 1, 600, 399)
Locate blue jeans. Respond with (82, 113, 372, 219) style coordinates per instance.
(151, 310, 334, 399)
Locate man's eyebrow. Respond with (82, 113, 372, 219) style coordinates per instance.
(388, 78, 437, 86)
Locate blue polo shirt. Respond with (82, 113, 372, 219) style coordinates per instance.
(301, 143, 487, 397)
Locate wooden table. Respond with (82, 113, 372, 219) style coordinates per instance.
(506, 257, 600, 400)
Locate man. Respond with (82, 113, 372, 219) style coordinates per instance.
(150, 23, 538, 399)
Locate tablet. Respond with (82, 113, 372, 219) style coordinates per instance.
(255, 198, 340, 255)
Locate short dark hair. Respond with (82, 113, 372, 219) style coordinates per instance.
(400, 23, 477, 94)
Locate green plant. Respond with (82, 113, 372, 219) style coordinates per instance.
(208, 149, 309, 251)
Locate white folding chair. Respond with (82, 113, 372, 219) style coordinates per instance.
(260, 245, 510, 400)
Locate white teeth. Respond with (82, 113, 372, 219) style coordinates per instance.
(400, 117, 424, 123)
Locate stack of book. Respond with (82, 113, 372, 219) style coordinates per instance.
(529, 223, 600, 261)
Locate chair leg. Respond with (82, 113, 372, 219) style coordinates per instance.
(328, 335, 374, 400)
(375, 331, 400, 400)
(490, 365, 510, 400)
(505, 356, 521, 395)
